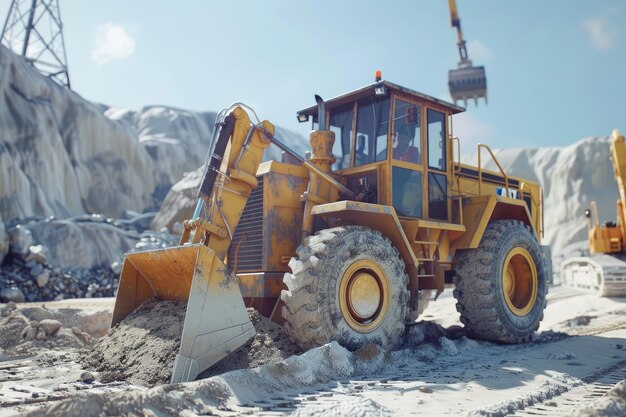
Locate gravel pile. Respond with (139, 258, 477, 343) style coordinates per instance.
(201, 308, 303, 378)
(0, 214, 176, 303)
(82, 300, 303, 387)
(82, 299, 186, 387)
(0, 262, 117, 303)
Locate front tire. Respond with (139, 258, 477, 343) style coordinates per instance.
(281, 226, 408, 351)
(453, 220, 547, 343)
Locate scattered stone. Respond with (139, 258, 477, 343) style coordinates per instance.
(29, 263, 44, 277)
(71, 327, 93, 345)
(36, 329, 47, 341)
(7, 225, 33, 258)
(35, 270, 50, 287)
(110, 261, 122, 275)
(28, 244, 49, 264)
(79, 371, 95, 384)
(566, 315, 595, 327)
(39, 319, 61, 336)
(547, 351, 577, 360)
(0, 287, 26, 303)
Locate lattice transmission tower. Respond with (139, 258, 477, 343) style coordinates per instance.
(1, 0, 70, 88)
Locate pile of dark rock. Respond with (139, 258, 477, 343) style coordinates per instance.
(0, 212, 177, 303)
(0, 261, 117, 303)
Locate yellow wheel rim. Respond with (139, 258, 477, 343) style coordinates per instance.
(339, 259, 390, 332)
(501, 247, 538, 316)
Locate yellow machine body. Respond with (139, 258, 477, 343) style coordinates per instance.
(587, 130, 626, 254)
(112, 80, 545, 382)
(561, 130, 626, 297)
(236, 81, 542, 302)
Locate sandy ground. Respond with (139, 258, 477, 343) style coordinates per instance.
(1, 286, 625, 416)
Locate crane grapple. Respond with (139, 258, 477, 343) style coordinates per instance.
(448, 64, 487, 106)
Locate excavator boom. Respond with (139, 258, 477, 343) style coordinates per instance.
(561, 129, 626, 297)
(447, 0, 488, 106)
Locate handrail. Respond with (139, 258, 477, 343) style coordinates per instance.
(591, 200, 600, 228)
(451, 136, 463, 225)
(451, 137, 461, 175)
(519, 182, 541, 238)
(477, 143, 509, 196)
(539, 187, 544, 239)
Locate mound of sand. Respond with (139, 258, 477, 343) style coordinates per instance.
(26, 325, 481, 417)
(81, 299, 186, 386)
(82, 300, 302, 387)
(201, 309, 302, 378)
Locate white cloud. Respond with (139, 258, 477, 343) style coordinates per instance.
(91, 23, 136, 65)
(451, 112, 495, 158)
(583, 17, 614, 50)
(466, 40, 493, 62)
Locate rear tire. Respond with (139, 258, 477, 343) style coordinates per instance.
(281, 226, 408, 351)
(453, 220, 547, 343)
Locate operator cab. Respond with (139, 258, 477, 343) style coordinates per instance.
(297, 79, 464, 222)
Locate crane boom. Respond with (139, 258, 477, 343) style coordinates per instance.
(447, 0, 488, 106)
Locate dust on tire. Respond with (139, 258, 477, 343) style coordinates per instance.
(281, 226, 409, 351)
(453, 220, 548, 343)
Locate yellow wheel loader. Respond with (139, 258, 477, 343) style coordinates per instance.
(560, 129, 626, 297)
(111, 77, 547, 383)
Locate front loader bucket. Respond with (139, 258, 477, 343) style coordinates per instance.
(111, 244, 255, 383)
(448, 64, 487, 105)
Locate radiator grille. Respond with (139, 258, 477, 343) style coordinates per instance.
(228, 177, 264, 272)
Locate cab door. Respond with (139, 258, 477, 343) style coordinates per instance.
(391, 97, 424, 218)
(426, 108, 448, 221)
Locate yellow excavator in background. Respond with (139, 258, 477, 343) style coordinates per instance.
(560, 129, 626, 297)
(448, 0, 488, 106)
(112, 76, 546, 383)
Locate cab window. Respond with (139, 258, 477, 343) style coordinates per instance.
(355, 96, 390, 166)
(429, 172, 447, 220)
(393, 99, 421, 164)
(329, 103, 354, 170)
(393, 167, 422, 218)
(427, 109, 446, 171)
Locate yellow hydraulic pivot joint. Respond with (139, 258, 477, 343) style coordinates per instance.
(301, 95, 336, 238)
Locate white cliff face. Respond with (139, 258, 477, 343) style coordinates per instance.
(0, 44, 307, 226)
(0, 45, 310, 266)
(463, 136, 617, 262)
(0, 45, 158, 222)
(104, 106, 217, 202)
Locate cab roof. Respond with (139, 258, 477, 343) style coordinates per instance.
(296, 80, 465, 119)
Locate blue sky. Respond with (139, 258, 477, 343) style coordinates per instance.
(2, 1, 625, 154)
